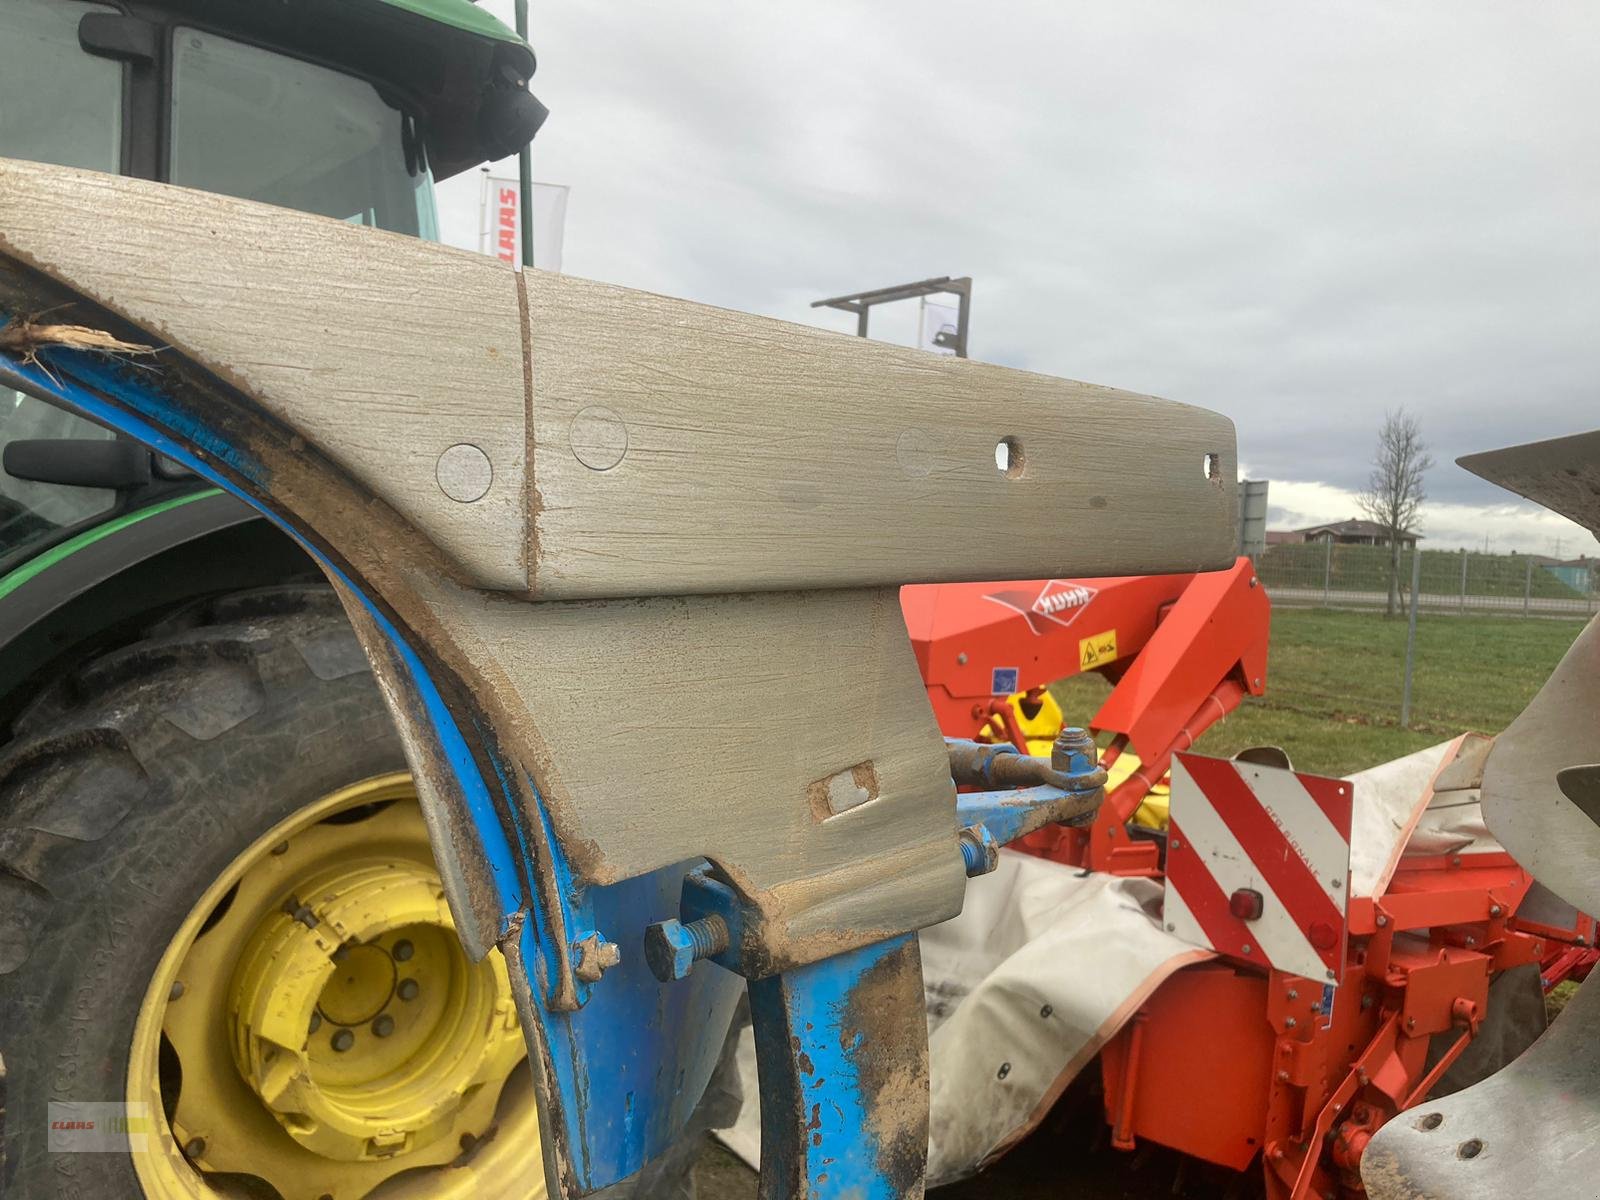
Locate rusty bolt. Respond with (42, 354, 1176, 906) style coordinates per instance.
(958, 825, 1000, 877)
(572, 932, 623, 983)
(1051, 726, 1098, 777)
(644, 915, 730, 982)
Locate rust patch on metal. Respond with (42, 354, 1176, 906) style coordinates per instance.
(805, 760, 881, 822)
(516, 267, 543, 589)
(1359, 1145, 1434, 1200)
(842, 939, 930, 1197)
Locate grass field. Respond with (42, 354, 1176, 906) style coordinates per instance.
(1053, 607, 1589, 776)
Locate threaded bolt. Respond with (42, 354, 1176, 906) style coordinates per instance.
(958, 825, 999, 877)
(683, 917, 729, 961)
(644, 915, 731, 982)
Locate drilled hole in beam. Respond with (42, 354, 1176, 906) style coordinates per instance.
(995, 437, 1024, 480)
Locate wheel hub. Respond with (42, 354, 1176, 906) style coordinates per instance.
(229, 858, 521, 1163)
(127, 774, 544, 1200)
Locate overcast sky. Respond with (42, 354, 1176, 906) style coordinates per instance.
(439, 3, 1600, 556)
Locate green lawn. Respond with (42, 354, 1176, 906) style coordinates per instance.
(1051, 608, 1589, 777)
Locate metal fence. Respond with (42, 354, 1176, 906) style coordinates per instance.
(1257, 541, 1598, 618)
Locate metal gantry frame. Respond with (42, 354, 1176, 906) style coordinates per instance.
(812, 275, 972, 358)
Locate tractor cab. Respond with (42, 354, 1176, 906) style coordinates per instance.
(0, 0, 543, 571)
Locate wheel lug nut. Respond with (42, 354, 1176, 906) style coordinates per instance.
(168, 981, 185, 1001)
(308, 1012, 322, 1033)
(372, 1014, 395, 1038)
(184, 1136, 206, 1159)
(331, 1029, 355, 1052)
(393, 939, 414, 962)
(397, 979, 419, 1002)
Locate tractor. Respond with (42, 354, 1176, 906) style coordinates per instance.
(0, 3, 550, 1197)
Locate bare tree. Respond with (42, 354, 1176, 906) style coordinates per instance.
(1359, 409, 1433, 617)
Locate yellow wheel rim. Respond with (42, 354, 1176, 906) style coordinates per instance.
(128, 773, 546, 1200)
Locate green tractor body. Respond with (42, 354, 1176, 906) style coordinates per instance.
(0, 0, 543, 715)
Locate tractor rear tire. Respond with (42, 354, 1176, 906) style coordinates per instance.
(0, 584, 404, 1197)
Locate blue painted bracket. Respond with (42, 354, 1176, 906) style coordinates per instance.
(749, 935, 929, 1200)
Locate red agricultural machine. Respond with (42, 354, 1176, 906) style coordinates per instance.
(903, 561, 1599, 1199)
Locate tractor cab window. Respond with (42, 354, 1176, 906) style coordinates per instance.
(0, 0, 124, 173)
(170, 29, 439, 239)
(0, 393, 119, 569)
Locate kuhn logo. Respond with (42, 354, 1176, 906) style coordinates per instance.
(982, 580, 1097, 636)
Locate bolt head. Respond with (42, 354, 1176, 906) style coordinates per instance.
(392, 939, 415, 962)
(331, 1029, 355, 1052)
(643, 920, 699, 982)
(397, 978, 420, 1002)
(372, 1014, 395, 1038)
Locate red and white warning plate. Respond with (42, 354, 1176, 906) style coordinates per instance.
(1164, 754, 1353, 982)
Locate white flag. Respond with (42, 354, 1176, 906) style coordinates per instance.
(478, 175, 570, 272)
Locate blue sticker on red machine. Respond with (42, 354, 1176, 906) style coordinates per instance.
(1318, 983, 1336, 1028)
(991, 667, 1019, 695)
